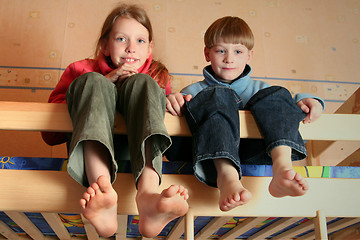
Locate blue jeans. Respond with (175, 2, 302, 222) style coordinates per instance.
(166, 85, 307, 188)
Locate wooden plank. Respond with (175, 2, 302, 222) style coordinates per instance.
(166, 217, 184, 240)
(41, 213, 71, 240)
(327, 218, 360, 235)
(306, 87, 360, 165)
(314, 210, 328, 240)
(0, 220, 20, 240)
(1, 101, 360, 140)
(296, 217, 337, 240)
(1, 170, 360, 219)
(271, 218, 315, 240)
(219, 217, 268, 239)
(329, 221, 360, 240)
(195, 217, 232, 240)
(81, 214, 99, 240)
(5, 212, 45, 240)
(185, 209, 194, 240)
(247, 217, 304, 240)
(116, 215, 128, 240)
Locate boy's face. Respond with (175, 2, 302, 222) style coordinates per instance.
(205, 40, 253, 83)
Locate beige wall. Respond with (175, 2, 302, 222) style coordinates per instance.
(1, 0, 359, 158)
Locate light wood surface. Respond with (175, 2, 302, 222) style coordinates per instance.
(1, 101, 360, 140)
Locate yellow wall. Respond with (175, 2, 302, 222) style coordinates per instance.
(1, 0, 359, 158)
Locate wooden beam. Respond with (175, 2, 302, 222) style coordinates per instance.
(314, 210, 328, 240)
(1, 170, 359, 218)
(1, 101, 360, 140)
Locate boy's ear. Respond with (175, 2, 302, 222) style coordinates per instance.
(247, 49, 254, 63)
(204, 47, 211, 62)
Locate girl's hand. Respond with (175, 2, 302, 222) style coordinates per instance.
(105, 63, 138, 83)
(166, 93, 192, 116)
(297, 98, 323, 124)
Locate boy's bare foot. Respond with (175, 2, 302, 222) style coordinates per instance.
(269, 169, 309, 198)
(218, 179, 252, 211)
(136, 185, 189, 238)
(80, 175, 118, 237)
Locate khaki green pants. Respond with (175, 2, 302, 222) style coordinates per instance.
(65, 72, 171, 187)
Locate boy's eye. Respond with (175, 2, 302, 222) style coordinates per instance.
(235, 50, 242, 54)
(138, 39, 146, 44)
(217, 50, 225, 54)
(116, 37, 126, 42)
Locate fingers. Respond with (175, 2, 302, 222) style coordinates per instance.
(106, 64, 138, 83)
(166, 93, 191, 116)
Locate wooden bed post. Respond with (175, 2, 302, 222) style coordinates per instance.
(314, 210, 328, 240)
(185, 208, 194, 240)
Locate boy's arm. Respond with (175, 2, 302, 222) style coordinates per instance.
(166, 93, 192, 116)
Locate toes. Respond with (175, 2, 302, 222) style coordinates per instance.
(80, 198, 87, 209)
(83, 191, 92, 201)
(97, 175, 112, 192)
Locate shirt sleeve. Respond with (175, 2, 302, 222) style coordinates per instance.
(41, 64, 77, 146)
(294, 93, 326, 110)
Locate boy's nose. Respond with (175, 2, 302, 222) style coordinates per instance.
(224, 54, 234, 63)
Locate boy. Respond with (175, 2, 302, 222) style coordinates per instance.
(166, 16, 324, 211)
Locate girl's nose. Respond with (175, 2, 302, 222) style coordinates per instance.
(126, 42, 135, 53)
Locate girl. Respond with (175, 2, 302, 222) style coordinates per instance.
(42, 4, 189, 238)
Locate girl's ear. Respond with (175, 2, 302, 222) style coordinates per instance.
(147, 41, 153, 58)
(101, 40, 110, 56)
(204, 47, 211, 62)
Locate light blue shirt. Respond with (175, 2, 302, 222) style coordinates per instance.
(181, 65, 325, 109)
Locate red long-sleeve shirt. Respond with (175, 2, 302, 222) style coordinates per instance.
(41, 55, 171, 146)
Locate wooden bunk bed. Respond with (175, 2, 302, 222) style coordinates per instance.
(0, 97, 360, 240)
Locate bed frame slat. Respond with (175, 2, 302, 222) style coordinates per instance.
(166, 216, 184, 239)
(247, 217, 304, 240)
(41, 213, 71, 240)
(314, 210, 328, 240)
(219, 217, 268, 239)
(4, 212, 45, 240)
(81, 214, 99, 240)
(0, 220, 20, 240)
(195, 217, 232, 240)
(116, 215, 128, 240)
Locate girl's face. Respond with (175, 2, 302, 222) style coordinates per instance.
(103, 17, 152, 69)
(204, 40, 252, 83)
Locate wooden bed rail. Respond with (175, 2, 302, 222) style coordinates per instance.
(1, 100, 360, 240)
(1, 101, 360, 141)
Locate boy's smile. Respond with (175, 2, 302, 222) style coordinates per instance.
(205, 41, 253, 83)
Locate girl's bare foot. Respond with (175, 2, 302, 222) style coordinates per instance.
(269, 169, 309, 198)
(136, 185, 189, 238)
(80, 175, 118, 237)
(218, 180, 252, 211)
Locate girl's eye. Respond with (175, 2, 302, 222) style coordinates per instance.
(116, 37, 126, 42)
(138, 39, 146, 44)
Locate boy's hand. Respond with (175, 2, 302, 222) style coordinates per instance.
(297, 98, 323, 124)
(166, 93, 192, 116)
